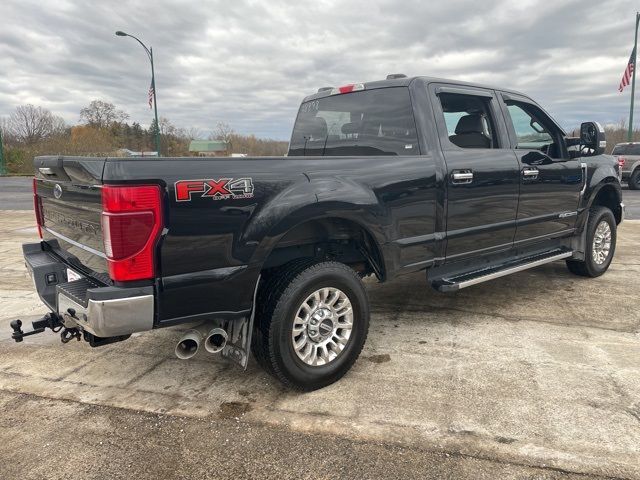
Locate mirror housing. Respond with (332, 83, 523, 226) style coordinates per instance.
(580, 121, 606, 155)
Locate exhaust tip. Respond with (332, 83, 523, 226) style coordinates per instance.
(175, 330, 201, 360)
(204, 328, 228, 354)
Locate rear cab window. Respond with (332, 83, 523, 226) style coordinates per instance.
(288, 87, 420, 156)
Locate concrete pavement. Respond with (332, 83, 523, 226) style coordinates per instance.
(0, 211, 639, 479)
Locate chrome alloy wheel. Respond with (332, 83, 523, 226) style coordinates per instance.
(592, 220, 612, 265)
(291, 287, 354, 366)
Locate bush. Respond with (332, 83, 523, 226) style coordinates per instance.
(5, 147, 32, 175)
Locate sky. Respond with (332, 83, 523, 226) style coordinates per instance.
(1, 0, 639, 140)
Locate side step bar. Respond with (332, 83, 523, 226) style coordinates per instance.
(433, 250, 573, 292)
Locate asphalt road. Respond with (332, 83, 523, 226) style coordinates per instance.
(3, 175, 640, 219)
(1, 211, 639, 479)
(0, 177, 32, 210)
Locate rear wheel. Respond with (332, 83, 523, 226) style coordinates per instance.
(629, 169, 640, 190)
(566, 206, 616, 277)
(253, 260, 369, 391)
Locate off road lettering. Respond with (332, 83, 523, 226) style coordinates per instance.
(175, 178, 254, 202)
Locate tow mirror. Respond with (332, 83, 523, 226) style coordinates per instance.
(580, 121, 606, 155)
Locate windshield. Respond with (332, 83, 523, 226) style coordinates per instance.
(288, 87, 419, 156)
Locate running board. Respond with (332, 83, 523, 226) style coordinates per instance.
(433, 250, 573, 292)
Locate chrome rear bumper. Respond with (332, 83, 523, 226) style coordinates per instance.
(24, 242, 154, 338)
(57, 291, 154, 338)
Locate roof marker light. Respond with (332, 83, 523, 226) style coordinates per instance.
(330, 83, 365, 95)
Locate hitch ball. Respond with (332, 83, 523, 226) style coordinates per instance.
(10, 320, 24, 342)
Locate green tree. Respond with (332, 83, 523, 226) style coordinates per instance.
(149, 118, 160, 153)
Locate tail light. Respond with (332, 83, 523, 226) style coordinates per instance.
(33, 178, 43, 239)
(618, 156, 626, 168)
(101, 185, 163, 282)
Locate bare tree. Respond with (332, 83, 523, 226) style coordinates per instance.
(0, 117, 12, 143)
(8, 104, 66, 145)
(80, 100, 129, 128)
(210, 122, 234, 142)
(185, 127, 203, 140)
(159, 116, 177, 136)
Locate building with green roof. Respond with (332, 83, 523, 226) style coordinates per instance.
(188, 140, 229, 156)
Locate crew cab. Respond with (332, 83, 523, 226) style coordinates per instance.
(12, 75, 624, 391)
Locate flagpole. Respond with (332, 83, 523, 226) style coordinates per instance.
(150, 47, 161, 156)
(628, 12, 640, 142)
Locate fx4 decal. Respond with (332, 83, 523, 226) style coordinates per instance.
(175, 178, 255, 202)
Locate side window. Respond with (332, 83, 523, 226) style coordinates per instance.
(504, 101, 562, 158)
(438, 92, 498, 149)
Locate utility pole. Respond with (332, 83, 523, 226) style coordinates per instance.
(628, 12, 640, 142)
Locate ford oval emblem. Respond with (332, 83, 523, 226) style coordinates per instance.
(53, 184, 62, 199)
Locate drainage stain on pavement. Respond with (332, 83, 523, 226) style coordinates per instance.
(365, 354, 391, 363)
(219, 401, 253, 419)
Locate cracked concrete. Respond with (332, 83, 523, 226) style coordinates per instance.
(0, 210, 639, 479)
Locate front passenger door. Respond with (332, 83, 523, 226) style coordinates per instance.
(498, 94, 583, 244)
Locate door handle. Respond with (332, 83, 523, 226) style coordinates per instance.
(522, 167, 539, 178)
(451, 170, 473, 184)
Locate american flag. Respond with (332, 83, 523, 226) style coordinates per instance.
(619, 47, 636, 92)
(148, 81, 154, 108)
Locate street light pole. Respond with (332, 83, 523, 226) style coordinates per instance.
(115, 31, 161, 156)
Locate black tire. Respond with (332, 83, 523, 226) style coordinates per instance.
(252, 260, 369, 391)
(566, 206, 616, 277)
(629, 169, 640, 190)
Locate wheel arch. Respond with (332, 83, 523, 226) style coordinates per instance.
(588, 181, 623, 224)
(252, 212, 387, 281)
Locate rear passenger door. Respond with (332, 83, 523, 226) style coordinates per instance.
(430, 85, 520, 260)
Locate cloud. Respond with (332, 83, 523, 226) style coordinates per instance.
(1, 0, 638, 139)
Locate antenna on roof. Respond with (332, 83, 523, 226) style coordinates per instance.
(386, 74, 407, 79)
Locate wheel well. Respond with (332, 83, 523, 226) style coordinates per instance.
(262, 218, 385, 279)
(591, 184, 622, 224)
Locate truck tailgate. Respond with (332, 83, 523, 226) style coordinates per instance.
(34, 156, 108, 277)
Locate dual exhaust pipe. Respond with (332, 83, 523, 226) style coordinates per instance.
(175, 324, 228, 360)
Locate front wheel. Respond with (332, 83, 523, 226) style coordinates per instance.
(566, 206, 616, 277)
(253, 261, 370, 391)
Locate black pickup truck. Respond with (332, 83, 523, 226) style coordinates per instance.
(13, 75, 624, 391)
